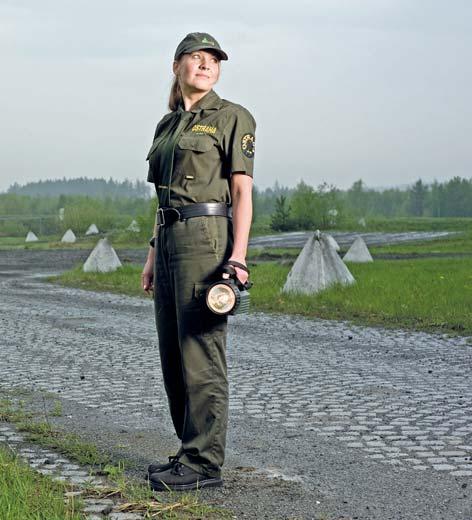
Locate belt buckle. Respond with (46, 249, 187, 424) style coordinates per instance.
(157, 208, 165, 227)
(157, 207, 181, 227)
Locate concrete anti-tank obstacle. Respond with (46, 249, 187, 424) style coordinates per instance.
(85, 223, 99, 235)
(25, 231, 39, 242)
(343, 236, 373, 263)
(325, 234, 340, 252)
(61, 229, 76, 243)
(83, 238, 122, 273)
(282, 230, 355, 295)
(127, 219, 140, 233)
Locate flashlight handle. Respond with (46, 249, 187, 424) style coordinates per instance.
(224, 260, 250, 274)
(221, 264, 237, 277)
(222, 261, 252, 290)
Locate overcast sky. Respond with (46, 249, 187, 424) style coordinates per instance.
(1, 0, 471, 193)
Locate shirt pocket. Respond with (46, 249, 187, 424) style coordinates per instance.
(178, 135, 215, 153)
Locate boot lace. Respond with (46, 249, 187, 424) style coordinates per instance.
(170, 462, 185, 476)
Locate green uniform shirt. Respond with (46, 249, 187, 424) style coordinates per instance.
(146, 90, 256, 207)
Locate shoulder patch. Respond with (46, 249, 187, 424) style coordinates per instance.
(241, 133, 255, 158)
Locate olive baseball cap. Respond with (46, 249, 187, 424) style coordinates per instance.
(174, 32, 228, 61)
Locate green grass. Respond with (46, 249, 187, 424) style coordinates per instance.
(0, 445, 84, 520)
(0, 396, 111, 467)
(0, 392, 232, 519)
(51, 255, 472, 335)
(251, 216, 472, 235)
(51, 264, 146, 298)
(369, 229, 472, 256)
(249, 228, 472, 259)
(0, 233, 148, 251)
(2, 216, 471, 250)
(338, 216, 472, 232)
(250, 259, 472, 334)
(248, 247, 300, 260)
(0, 235, 92, 250)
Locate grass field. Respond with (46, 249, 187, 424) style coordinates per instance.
(252, 259, 472, 334)
(0, 444, 84, 520)
(249, 226, 472, 260)
(2, 216, 471, 250)
(369, 230, 472, 256)
(9, 216, 472, 336)
(51, 252, 472, 336)
(54, 264, 146, 298)
(0, 233, 145, 251)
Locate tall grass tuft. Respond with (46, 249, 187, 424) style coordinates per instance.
(0, 445, 84, 519)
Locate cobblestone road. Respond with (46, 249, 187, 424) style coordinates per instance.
(1, 270, 471, 481)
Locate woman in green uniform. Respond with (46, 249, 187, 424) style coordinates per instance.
(141, 32, 255, 491)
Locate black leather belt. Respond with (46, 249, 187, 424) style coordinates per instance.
(156, 202, 232, 227)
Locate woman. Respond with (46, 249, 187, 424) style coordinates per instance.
(141, 32, 255, 491)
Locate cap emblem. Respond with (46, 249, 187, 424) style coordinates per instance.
(201, 37, 215, 45)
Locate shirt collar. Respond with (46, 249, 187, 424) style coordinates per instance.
(177, 90, 223, 114)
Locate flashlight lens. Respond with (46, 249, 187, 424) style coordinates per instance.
(207, 283, 236, 314)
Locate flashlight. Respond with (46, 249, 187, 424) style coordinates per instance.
(206, 261, 252, 315)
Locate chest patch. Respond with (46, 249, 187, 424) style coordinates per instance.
(241, 133, 255, 158)
(191, 124, 217, 135)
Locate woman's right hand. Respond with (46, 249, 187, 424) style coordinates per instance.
(141, 259, 154, 294)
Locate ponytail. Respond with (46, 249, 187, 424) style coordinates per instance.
(168, 75, 182, 112)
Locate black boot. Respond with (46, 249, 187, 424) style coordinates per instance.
(147, 454, 180, 476)
(149, 462, 223, 491)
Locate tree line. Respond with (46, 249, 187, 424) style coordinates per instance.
(8, 177, 151, 199)
(0, 193, 150, 237)
(1, 176, 471, 237)
(257, 177, 472, 231)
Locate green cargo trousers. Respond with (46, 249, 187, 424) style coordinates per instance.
(154, 215, 233, 478)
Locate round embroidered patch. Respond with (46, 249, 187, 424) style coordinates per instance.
(241, 133, 255, 158)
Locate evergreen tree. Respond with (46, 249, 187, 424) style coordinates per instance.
(408, 179, 427, 216)
(270, 195, 292, 231)
(290, 181, 318, 229)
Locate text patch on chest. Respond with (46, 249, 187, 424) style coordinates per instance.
(191, 124, 217, 135)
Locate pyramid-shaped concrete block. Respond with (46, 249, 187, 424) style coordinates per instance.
(326, 234, 340, 252)
(61, 229, 76, 243)
(25, 231, 39, 242)
(343, 236, 373, 263)
(83, 238, 122, 273)
(282, 231, 355, 295)
(85, 223, 99, 235)
(127, 219, 140, 232)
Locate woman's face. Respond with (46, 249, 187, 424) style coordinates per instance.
(173, 50, 220, 94)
